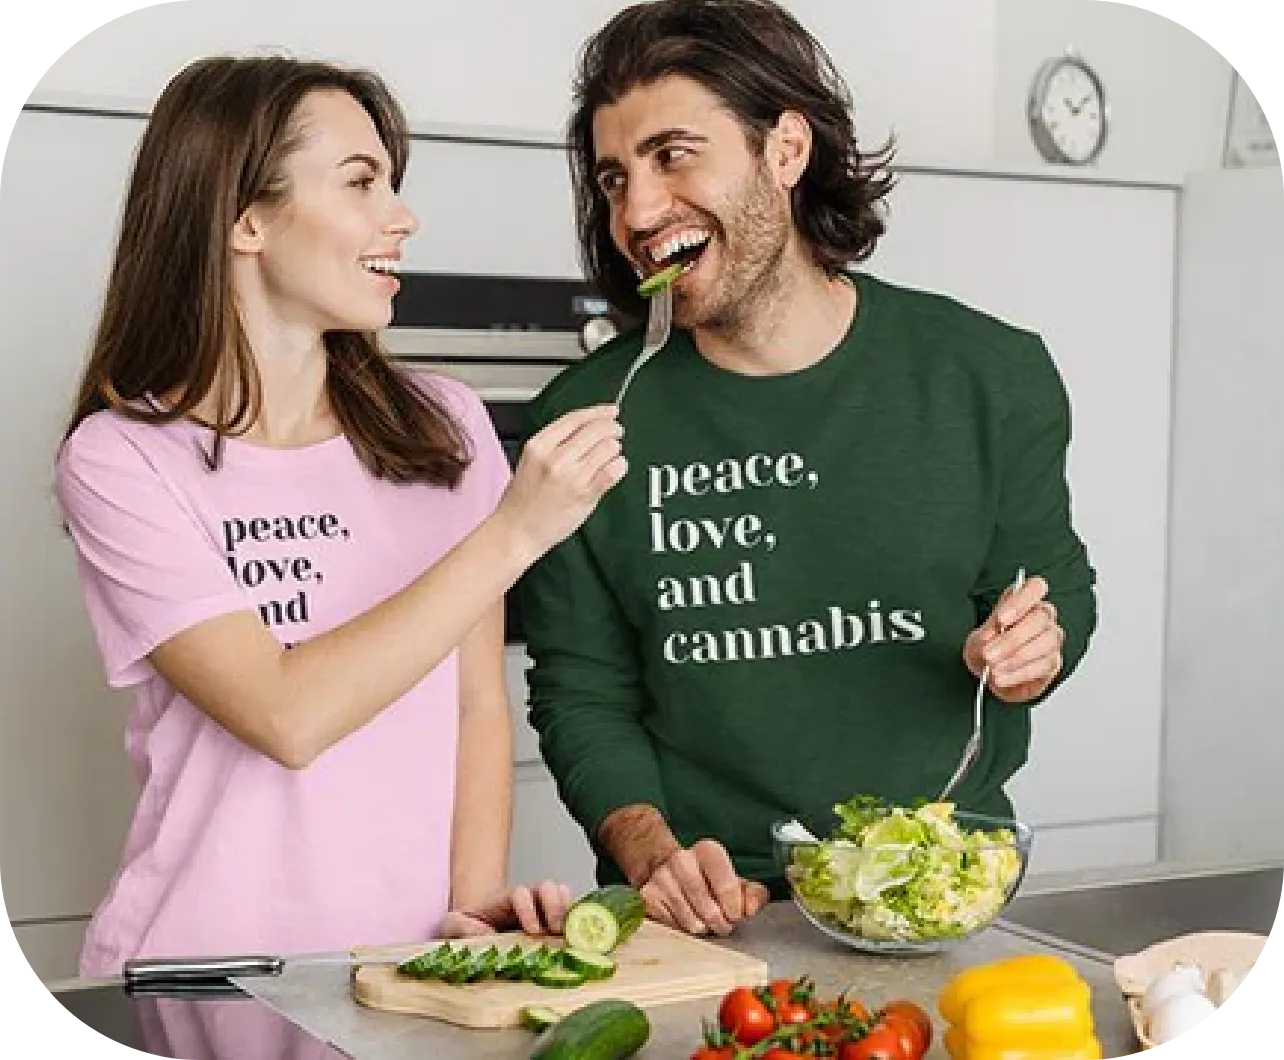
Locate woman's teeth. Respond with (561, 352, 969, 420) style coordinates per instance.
(360, 258, 399, 275)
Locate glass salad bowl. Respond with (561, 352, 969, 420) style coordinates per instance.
(772, 801, 1033, 956)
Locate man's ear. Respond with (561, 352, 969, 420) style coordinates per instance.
(231, 205, 267, 254)
(769, 110, 812, 190)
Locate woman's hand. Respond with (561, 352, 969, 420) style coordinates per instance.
(438, 881, 573, 938)
(497, 405, 627, 562)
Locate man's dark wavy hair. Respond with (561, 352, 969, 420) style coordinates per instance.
(568, 0, 896, 318)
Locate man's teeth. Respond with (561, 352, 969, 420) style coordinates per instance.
(360, 258, 399, 275)
(649, 231, 711, 265)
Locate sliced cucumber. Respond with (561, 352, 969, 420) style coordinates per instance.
(519, 1004, 561, 1032)
(522, 945, 558, 978)
(463, 944, 500, 982)
(441, 947, 483, 984)
(533, 964, 589, 990)
(636, 262, 683, 298)
(563, 885, 645, 955)
(559, 948, 616, 981)
(396, 942, 453, 979)
(529, 998, 650, 1059)
(496, 943, 527, 980)
(424, 946, 461, 981)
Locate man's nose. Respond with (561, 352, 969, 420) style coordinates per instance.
(620, 169, 671, 240)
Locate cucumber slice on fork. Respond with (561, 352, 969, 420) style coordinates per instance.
(636, 262, 683, 298)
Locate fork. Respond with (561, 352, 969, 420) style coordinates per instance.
(615, 285, 673, 405)
(937, 567, 1026, 801)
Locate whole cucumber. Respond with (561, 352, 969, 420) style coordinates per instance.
(528, 999, 649, 1060)
(563, 886, 645, 955)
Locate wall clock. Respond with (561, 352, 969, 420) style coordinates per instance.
(1028, 51, 1109, 166)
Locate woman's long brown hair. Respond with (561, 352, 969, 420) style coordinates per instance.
(64, 55, 469, 487)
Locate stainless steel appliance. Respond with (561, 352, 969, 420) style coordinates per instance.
(385, 272, 623, 643)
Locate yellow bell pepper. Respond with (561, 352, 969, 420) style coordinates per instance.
(939, 954, 1101, 1060)
(939, 954, 1081, 1025)
(944, 1026, 1103, 1060)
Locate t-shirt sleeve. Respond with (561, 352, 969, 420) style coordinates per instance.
(55, 417, 252, 688)
(416, 371, 511, 523)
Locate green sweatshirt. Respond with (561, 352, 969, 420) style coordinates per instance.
(520, 272, 1096, 889)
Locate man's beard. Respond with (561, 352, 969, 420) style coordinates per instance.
(673, 162, 792, 338)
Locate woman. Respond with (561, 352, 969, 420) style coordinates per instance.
(55, 55, 626, 977)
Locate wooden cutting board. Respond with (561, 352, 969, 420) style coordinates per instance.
(351, 920, 770, 1028)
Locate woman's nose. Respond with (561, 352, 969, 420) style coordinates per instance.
(388, 197, 419, 238)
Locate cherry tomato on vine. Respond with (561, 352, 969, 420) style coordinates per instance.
(718, 986, 776, 1045)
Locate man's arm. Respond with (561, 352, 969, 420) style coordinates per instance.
(969, 333, 1097, 702)
(521, 519, 667, 855)
(597, 803, 682, 887)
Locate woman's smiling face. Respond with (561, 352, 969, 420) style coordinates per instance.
(240, 87, 419, 335)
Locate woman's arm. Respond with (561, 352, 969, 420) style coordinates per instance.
(435, 603, 573, 940)
(448, 602, 512, 910)
(150, 514, 531, 768)
(64, 404, 625, 770)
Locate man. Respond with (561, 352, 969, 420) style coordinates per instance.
(521, 0, 1096, 938)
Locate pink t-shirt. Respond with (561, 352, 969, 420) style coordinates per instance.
(55, 373, 510, 977)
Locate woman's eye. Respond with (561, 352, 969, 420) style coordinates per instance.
(598, 173, 624, 198)
(349, 175, 376, 190)
(658, 146, 690, 166)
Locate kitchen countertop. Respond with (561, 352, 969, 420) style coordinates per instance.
(1005, 860, 1282, 960)
(48, 859, 1278, 1057)
(234, 901, 1140, 1059)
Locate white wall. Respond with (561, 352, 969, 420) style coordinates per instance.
(995, 0, 1233, 178)
(29, 0, 1232, 180)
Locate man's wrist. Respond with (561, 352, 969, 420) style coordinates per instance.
(597, 803, 681, 887)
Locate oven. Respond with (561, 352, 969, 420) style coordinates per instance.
(384, 272, 623, 644)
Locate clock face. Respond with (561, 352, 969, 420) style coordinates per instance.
(1037, 61, 1106, 164)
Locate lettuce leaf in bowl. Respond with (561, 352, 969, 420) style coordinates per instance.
(788, 798, 1023, 941)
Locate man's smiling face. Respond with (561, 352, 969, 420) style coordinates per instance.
(591, 75, 799, 331)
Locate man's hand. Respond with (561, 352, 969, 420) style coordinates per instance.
(598, 804, 769, 937)
(963, 574, 1066, 703)
(640, 839, 770, 937)
(438, 881, 572, 938)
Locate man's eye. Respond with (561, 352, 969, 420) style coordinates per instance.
(658, 146, 691, 166)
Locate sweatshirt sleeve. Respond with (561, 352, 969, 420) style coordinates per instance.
(518, 401, 666, 847)
(973, 333, 1098, 702)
